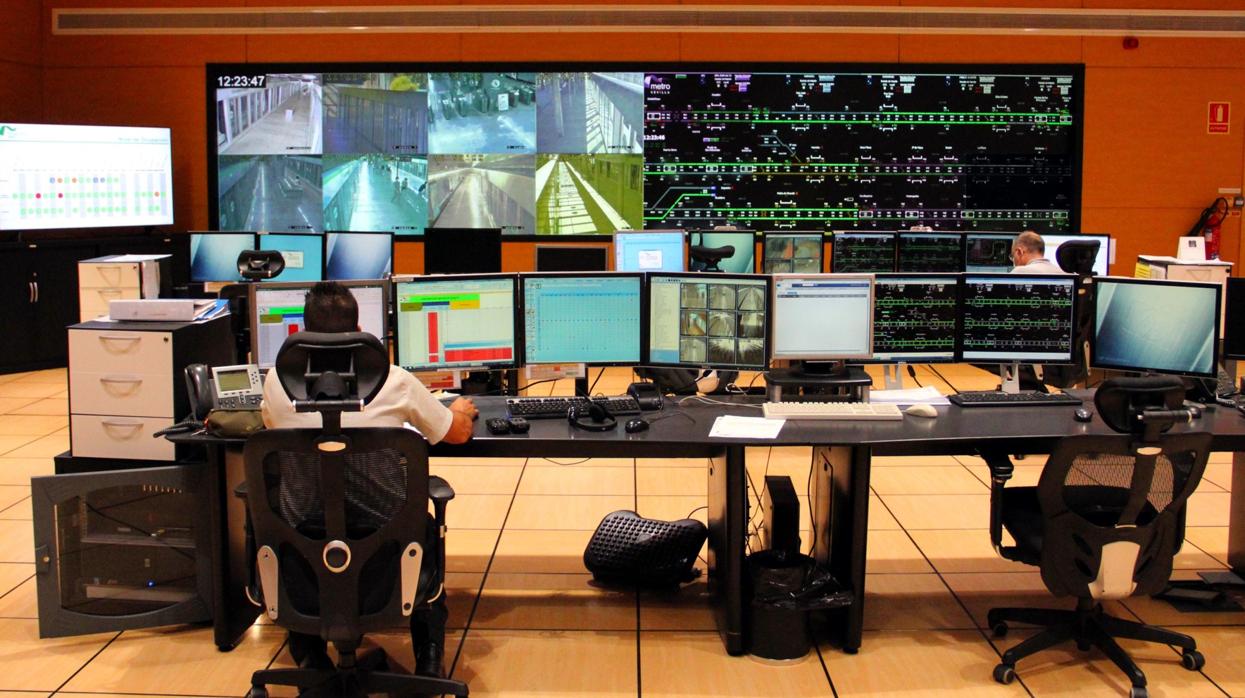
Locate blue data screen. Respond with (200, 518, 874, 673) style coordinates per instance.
(523, 275, 642, 364)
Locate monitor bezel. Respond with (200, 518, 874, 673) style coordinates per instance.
(857, 272, 962, 364)
(1089, 275, 1221, 379)
(612, 230, 686, 272)
(643, 271, 773, 371)
(249, 278, 390, 369)
(760, 231, 826, 274)
(957, 271, 1079, 365)
(519, 271, 646, 367)
(189, 231, 258, 283)
(830, 231, 898, 274)
(324, 230, 395, 281)
(391, 272, 521, 373)
(769, 272, 876, 361)
(256, 231, 327, 282)
(896, 231, 967, 273)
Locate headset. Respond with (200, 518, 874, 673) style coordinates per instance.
(568, 401, 617, 432)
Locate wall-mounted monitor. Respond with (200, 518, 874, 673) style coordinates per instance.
(614, 230, 684, 272)
(325, 231, 393, 280)
(534, 245, 609, 272)
(688, 231, 755, 274)
(896, 232, 964, 273)
(424, 227, 501, 274)
(190, 232, 255, 283)
(762, 232, 823, 274)
(257, 233, 323, 282)
(831, 232, 897, 273)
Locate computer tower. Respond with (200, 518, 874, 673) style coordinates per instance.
(762, 475, 801, 557)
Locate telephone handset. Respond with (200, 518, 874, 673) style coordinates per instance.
(185, 363, 264, 420)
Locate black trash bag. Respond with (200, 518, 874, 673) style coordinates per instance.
(749, 550, 853, 612)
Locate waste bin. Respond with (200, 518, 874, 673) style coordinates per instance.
(747, 550, 811, 660)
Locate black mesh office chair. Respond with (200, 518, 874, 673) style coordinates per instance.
(1055, 239, 1101, 277)
(984, 376, 1209, 698)
(242, 331, 468, 698)
(1045, 240, 1102, 389)
(689, 244, 734, 272)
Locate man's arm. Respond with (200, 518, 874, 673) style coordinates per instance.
(441, 397, 478, 444)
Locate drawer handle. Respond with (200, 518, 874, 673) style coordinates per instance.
(101, 420, 144, 436)
(97, 335, 141, 351)
(99, 375, 142, 384)
(98, 375, 144, 396)
(96, 289, 124, 296)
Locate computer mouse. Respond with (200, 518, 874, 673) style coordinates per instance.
(904, 404, 938, 419)
(624, 418, 650, 433)
(1074, 408, 1093, 423)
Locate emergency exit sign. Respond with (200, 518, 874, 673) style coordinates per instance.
(1209, 102, 1230, 134)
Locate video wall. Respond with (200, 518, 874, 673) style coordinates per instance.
(207, 64, 1082, 236)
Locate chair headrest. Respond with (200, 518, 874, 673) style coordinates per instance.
(689, 245, 735, 264)
(237, 250, 286, 281)
(273, 331, 389, 407)
(1094, 376, 1185, 435)
(1055, 240, 1101, 276)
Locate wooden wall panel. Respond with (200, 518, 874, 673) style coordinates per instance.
(1, 0, 41, 66)
(0, 63, 44, 123)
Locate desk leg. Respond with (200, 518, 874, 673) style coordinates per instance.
(708, 445, 747, 655)
(813, 445, 871, 654)
(212, 444, 260, 651)
(1229, 451, 1245, 574)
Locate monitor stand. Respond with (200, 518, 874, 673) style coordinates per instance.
(999, 362, 1022, 394)
(881, 362, 908, 391)
(765, 361, 872, 403)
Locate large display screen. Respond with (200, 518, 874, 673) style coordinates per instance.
(208, 65, 1082, 236)
(0, 123, 173, 231)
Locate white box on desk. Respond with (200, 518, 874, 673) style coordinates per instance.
(108, 298, 216, 321)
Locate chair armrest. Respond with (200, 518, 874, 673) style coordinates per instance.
(978, 449, 1014, 551)
(429, 475, 455, 526)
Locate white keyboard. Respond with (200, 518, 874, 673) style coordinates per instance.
(762, 401, 904, 421)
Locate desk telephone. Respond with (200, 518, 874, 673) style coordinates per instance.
(186, 363, 264, 419)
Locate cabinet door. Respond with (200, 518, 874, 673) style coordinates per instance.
(0, 249, 38, 366)
(31, 464, 213, 638)
(32, 244, 93, 364)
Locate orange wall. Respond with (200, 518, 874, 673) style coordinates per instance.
(0, 0, 43, 123)
(29, 1, 1245, 273)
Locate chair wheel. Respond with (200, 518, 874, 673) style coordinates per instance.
(247, 687, 268, 698)
(1129, 687, 1148, 698)
(1076, 638, 1092, 652)
(993, 663, 1016, 685)
(991, 621, 1009, 638)
(1181, 649, 1205, 671)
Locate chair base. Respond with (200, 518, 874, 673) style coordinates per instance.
(987, 599, 1204, 696)
(248, 647, 468, 698)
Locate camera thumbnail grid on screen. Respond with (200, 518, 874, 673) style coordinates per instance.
(648, 274, 769, 370)
(210, 65, 1081, 236)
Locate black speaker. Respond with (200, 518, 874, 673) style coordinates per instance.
(583, 510, 707, 587)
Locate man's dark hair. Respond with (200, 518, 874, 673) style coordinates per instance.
(303, 281, 358, 333)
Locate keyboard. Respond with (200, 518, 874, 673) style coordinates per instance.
(506, 396, 643, 419)
(761, 402, 904, 421)
(948, 391, 1082, 408)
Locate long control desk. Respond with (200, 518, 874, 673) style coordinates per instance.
(176, 393, 1245, 655)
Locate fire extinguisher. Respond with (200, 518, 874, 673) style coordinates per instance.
(1188, 197, 1229, 259)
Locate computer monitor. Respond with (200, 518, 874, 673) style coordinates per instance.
(393, 274, 519, 372)
(761, 232, 823, 274)
(868, 274, 960, 363)
(190, 232, 256, 283)
(250, 280, 389, 369)
(534, 245, 610, 272)
(959, 274, 1077, 363)
(521, 273, 643, 365)
(1224, 277, 1245, 361)
(896, 232, 965, 273)
(646, 273, 770, 370)
(1043, 234, 1112, 276)
(257, 233, 324, 282)
(325, 232, 393, 280)
(770, 274, 874, 361)
(1091, 277, 1220, 378)
(613, 230, 684, 272)
(964, 232, 1016, 273)
(688, 231, 756, 273)
(831, 232, 897, 273)
(424, 228, 502, 275)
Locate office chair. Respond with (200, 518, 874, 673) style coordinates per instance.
(1055, 239, 1101, 276)
(689, 244, 734, 272)
(1045, 239, 1102, 389)
(218, 250, 287, 364)
(984, 376, 1209, 698)
(242, 331, 468, 698)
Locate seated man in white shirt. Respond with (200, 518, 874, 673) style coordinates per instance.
(1010, 231, 1064, 275)
(261, 281, 478, 677)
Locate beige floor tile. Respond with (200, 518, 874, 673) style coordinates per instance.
(517, 465, 634, 496)
(0, 416, 66, 437)
(881, 493, 991, 530)
(505, 495, 633, 530)
(11, 369, 66, 384)
(4, 434, 68, 460)
(866, 530, 934, 574)
(0, 487, 27, 514)
(639, 580, 716, 631)
(0, 619, 115, 691)
(1183, 527, 1229, 567)
(530, 456, 634, 468)
(428, 464, 523, 495)
(1193, 472, 1227, 494)
(641, 631, 831, 696)
(910, 529, 1032, 575)
(864, 573, 975, 631)
(0, 564, 31, 598)
(452, 630, 636, 696)
(0, 399, 39, 415)
(1117, 569, 1245, 628)
(448, 494, 513, 530)
(943, 572, 1126, 630)
(264, 627, 467, 697)
(869, 495, 901, 530)
(0, 438, 38, 458)
(871, 465, 988, 495)
(444, 528, 500, 573)
(0, 497, 30, 521)
(0, 693, 51, 698)
(442, 571, 484, 631)
(636, 457, 710, 468)
(1188, 625, 1245, 696)
(1200, 462, 1233, 491)
(873, 455, 963, 467)
(0, 520, 33, 564)
(821, 629, 1025, 697)
(0, 577, 35, 619)
(966, 464, 1045, 489)
(1173, 536, 1227, 570)
(7, 399, 66, 417)
(471, 572, 636, 631)
(1185, 492, 1230, 527)
(430, 456, 526, 468)
(1205, 451, 1233, 466)
(0, 384, 63, 400)
(491, 529, 594, 574)
(0, 458, 53, 485)
(636, 495, 710, 527)
(636, 466, 706, 496)
(63, 624, 284, 695)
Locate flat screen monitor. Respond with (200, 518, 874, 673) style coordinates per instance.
(897, 232, 965, 273)
(1043, 233, 1112, 276)
(534, 245, 610, 272)
(761, 232, 823, 274)
(831, 232, 897, 273)
(250, 280, 389, 369)
(959, 274, 1077, 363)
(257, 233, 324, 282)
(613, 230, 684, 272)
(1091, 277, 1220, 378)
(325, 231, 393, 280)
(868, 274, 960, 363)
(771, 274, 874, 361)
(688, 231, 756, 273)
(964, 232, 1016, 273)
(424, 227, 502, 274)
(0, 123, 173, 231)
(647, 273, 770, 370)
(394, 274, 519, 372)
(1224, 277, 1245, 361)
(521, 273, 643, 365)
(190, 232, 255, 283)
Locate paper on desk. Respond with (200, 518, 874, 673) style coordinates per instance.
(709, 415, 785, 439)
(869, 386, 951, 405)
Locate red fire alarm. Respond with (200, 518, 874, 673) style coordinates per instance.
(1123, 36, 1140, 49)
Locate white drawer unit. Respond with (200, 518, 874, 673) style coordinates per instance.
(77, 255, 172, 322)
(68, 317, 234, 461)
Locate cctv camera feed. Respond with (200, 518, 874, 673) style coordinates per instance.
(211, 66, 1081, 236)
(649, 275, 768, 369)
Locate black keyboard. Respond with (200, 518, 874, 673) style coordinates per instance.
(505, 396, 643, 419)
(949, 391, 1083, 408)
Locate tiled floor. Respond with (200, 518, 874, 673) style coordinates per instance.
(0, 365, 1242, 697)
